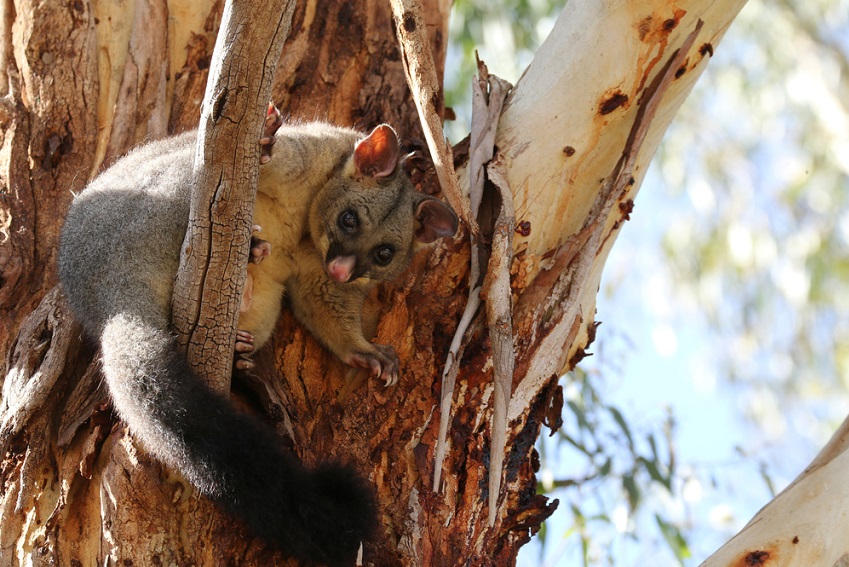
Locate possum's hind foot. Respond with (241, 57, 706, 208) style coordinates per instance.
(237, 225, 270, 371)
(235, 330, 256, 370)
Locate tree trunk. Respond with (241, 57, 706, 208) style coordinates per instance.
(0, 0, 748, 566)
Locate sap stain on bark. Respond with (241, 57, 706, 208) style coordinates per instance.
(42, 132, 73, 169)
(637, 16, 653, 41)
(568, 320, 601, 367)
(543, 382, 564, 434)
(619, 198, 634, 221)
(636, 10, 686, 43)
(742, 550, 770, 566)
(609, 178, 635, 229)
(599, 91, 629, 115)
(403, 13, 416, 32)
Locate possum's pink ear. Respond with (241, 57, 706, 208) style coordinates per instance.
(415, 198, 459, 243)
(354, 124, 400, 178)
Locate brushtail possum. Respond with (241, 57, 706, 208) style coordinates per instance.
(58, 117, 458, 565)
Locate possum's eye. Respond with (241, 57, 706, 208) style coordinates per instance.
(338, 210, 358, 233)
(373, 245, 395, 266)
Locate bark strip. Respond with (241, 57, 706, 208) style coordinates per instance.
(483, 158, 515, 527)
(433, 59, 510, 492)
(389, 0, 474, 230)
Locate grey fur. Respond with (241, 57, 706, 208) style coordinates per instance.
(61, 132, 194, 336)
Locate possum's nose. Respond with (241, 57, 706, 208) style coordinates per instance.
(326, 255, 357, 283)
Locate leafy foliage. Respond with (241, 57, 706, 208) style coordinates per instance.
(533, 364, 690, 566)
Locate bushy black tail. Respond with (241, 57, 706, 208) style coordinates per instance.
(99, 313, 376, 566)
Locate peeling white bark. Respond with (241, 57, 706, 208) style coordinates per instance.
(484, 158, 516, 526)
(493, 0, 745, 420)
(433, 61, 510, 493)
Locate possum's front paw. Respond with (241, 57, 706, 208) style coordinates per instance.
(259, 102, 284, 164)
(346, 344, 400, 387)
(250, 225, 271, 264)
(235, 330, 256, 370)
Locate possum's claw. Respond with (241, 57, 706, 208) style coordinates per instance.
(348, 344, 400, 387)
(235, 330, 255, 370)
(374, 344, 400, 387)
(239, 225, 268, 370)
(260, 102, 284, 164)
(250, 225, 271, 264)
(235, 330, 254, 352)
